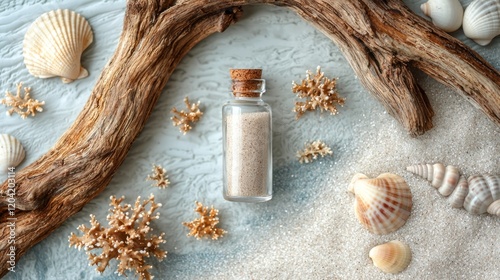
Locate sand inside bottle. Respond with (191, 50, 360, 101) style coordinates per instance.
(225, 111, 270, 197)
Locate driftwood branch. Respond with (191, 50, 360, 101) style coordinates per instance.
(0, 0, 499, 276)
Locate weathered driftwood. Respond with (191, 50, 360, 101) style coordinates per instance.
(0, 0, 499, 276)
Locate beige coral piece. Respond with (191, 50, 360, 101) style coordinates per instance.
(147, 164, 170, 188)
(171, 96, 203, 134)
(1, 83, 44, 119)
(183, 201, 226, 240)
(292, 66, 345, 119)
(297, 140, 333, 163)
(69, 195, 166, 280)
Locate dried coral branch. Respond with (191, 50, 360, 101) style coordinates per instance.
(147, 164, 170, 189)
(1, 82, 44, 119)
(171, 97, 203, 134)
(183, 201, 226, 240)
(69, 195, 166, 280)
(292, 66, 345, 119)
(297, 140, 333, 164)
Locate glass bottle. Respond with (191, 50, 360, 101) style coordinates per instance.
(222, 69, 272, 202)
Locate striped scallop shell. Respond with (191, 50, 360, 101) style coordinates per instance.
(369, 240, 412, 274)
(23, 9, 93, 83)
(407, 163, 500, 216)
(463, 0, 500, 46)
(0, 134, 26, 173)
(348, 173, 413, 235)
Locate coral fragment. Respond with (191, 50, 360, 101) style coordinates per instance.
(297, 140, 333, 163)
(292, 66, 345, 119)
(183, 201, 226, 240)
(147, 164, 170, 189)
(1, 82, 44, 119)
(69, 195, 166, 280)
(171, 97, 203, 134)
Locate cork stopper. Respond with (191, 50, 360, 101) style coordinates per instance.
(230, 69, 262, 80)
(230, 69, 264, 97)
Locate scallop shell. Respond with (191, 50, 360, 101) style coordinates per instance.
(23, 9, 93, 83)
(0, 134, 26, 173)
(421, 0, 464, 32)
(463, 0, 500, 46)
(369, 240, 412, 274)
(407, 163, 500, 216)
(348, 173, 413, 235)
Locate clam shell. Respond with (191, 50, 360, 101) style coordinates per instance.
(463, 0, 500, 46)
(421, 0, 464, 32)
(348, 173, 413, 235)
(369, 240, 412, 274)
(23, 9, 93, 83)
(0, 134, 26, 173)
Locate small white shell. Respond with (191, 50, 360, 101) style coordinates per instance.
(369, 240, 412, 274)
(421, 0, 464, 32)
(0, 134, 26, 173)
(463, 0, 500, 46)
(23, 9, 93, 83)
(348, 173, 413, 235)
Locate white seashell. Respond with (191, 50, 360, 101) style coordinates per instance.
(407, 163, 500, 216)
(465, 175, 500, 214)
(23, 9, 93, 83)
(406, 163, 461, 196)
(448, 176, 468, 208)
(421, 0, 464, 32)
(369, 240, 412, 274)
(0, 134, 26, 173)
(463, 0, 500, 46)
(488, 200, 500, 216)
(348, 173, 413, 235)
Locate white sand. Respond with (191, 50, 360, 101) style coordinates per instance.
(225, 111, 271, 198)
(0, 1, 498, 279)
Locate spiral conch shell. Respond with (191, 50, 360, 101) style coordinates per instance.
(23, 9, 93, 83)
(420, 0, 464, 32)
(348, 173, 413, 235)
(0, 134, 26, 173)
(369, 240, 412, 274)
(463, 0, 500, 46)
(407, 163, 500, 216)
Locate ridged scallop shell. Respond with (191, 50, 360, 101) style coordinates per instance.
(463, 0, 500, 46)
(23, 9, 93, 83)
(421, 0, 464, 32)
(369, 240, 412, 274)
(407, 163, 500, 216)
(0, 134, 26, 173)
(348, 173, 413, 235)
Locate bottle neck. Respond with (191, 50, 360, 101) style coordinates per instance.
(231, 79, 266, 99)
(233, 96, 263, 101)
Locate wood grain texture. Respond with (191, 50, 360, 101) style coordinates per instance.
(0, 0, 499, 276)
